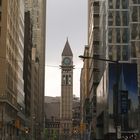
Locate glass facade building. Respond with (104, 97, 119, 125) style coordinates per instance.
(97, 0, 140, 139)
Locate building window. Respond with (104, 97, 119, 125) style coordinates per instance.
(108, 11, 114, 26)
(122, 11, 128, 26)
(68, 75, 72, 85)
(122, 0, 128, 9)
(116, 28, 121, 43)
(122, 28, 129, 43)
(108, 0, 113, 9)
(131, 6, 138, 22)
(62, 75, 66, 85)
(66, 75, 68, 85)
(0, 12, 1, 21)
(131, 24, 138, 40)
(116, 0, 120, 9)
(108, 28, 113, 43)
(116, 11, 121, 26)
(122, 45, 129, 60)
(117, 45, 121, 60)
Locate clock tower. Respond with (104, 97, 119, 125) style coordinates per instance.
(60, 39, 74, 139)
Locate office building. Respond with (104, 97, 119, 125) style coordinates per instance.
(24, 0, 46, 139)
(0, 0, 25, 139)
(81, 0, 140, 139)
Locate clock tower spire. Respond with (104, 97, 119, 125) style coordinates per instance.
(60, 39, 74, 139)
(62, 38, 73, 56)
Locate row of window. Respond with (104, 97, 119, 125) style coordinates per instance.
(109, 0, 140, 9)
(108, 6, 140, 26)
(62, 75, 72, 85)
(108, 45, 129, 61)
(130, 6, 140, 22)
(108, 42, 140, 61)
(108, 25, 140, 44)
(108, 11, 129, 26)
(108, 0, 129, 9)
(108, 28, 129, 43)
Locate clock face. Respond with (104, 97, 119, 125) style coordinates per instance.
(63, 57, 71, 65)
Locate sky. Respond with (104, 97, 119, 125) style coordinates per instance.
(45, 0, 87, 97)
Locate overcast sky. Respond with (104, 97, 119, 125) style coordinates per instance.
(45, 0, 87, 97)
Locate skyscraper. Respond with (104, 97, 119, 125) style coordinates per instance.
(83, 0, 140, 139)
(60, 39, 74, 139)
(24, 0, 46, 139)
(0, 0, 25, 139)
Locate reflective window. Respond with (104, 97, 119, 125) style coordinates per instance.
(116, 11, 121, 26)
(122, 11, 128, 26)
(135, 41, 140, 53)
(122, 45, 128, 60)
(108, 0, 113, 9)
(131, 42, 136, 57)
(108, 28, 113, 43)
(122, 28, 129, 43)
(117, 45, 121, 60)
(131, 24, 139, 40)
(131, 6, 138, 22)
(108, 45, 113, 60)
(116, 0, 120, 9)
(122, 0, 128, 9)
(131, 41, 140, 58)
(108, 11, 114, 26)
(116, 28, 121, 43)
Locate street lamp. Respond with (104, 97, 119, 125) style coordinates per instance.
(79, 55, 121, 140)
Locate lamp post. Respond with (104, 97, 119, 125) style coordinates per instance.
(79, 55, 121, 140)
